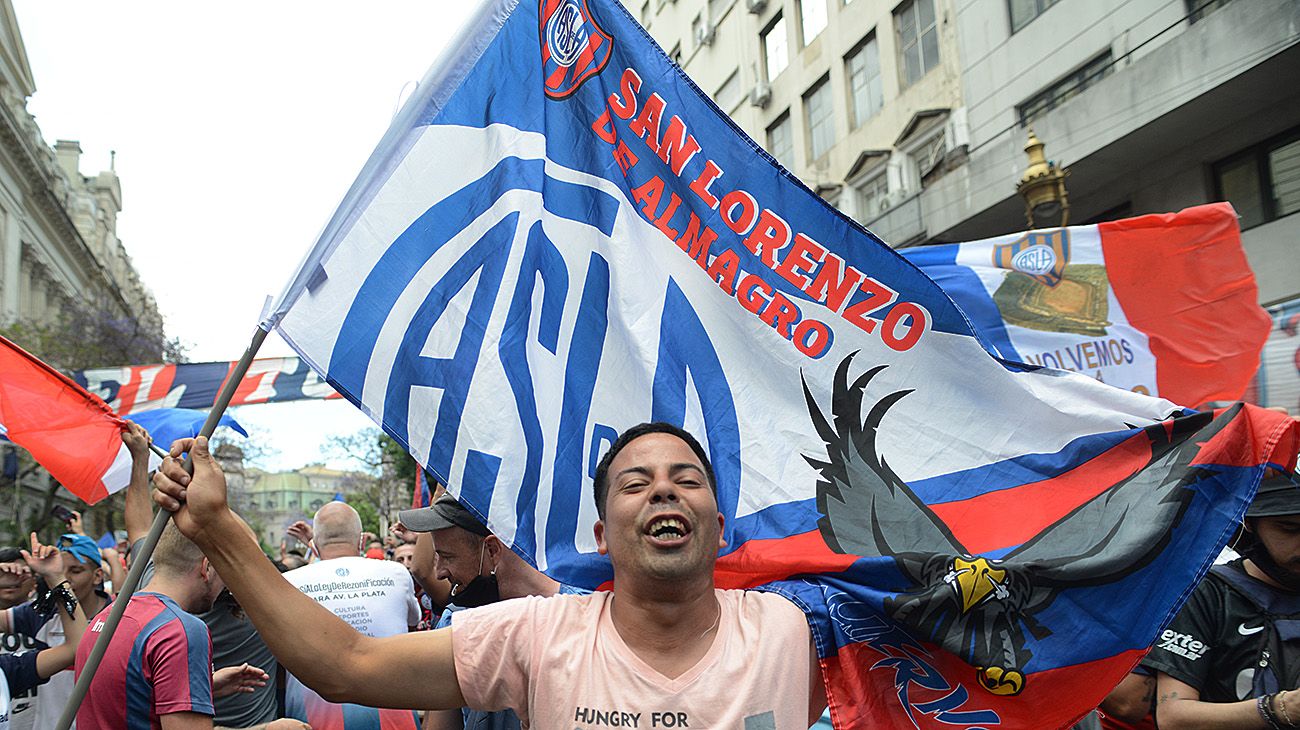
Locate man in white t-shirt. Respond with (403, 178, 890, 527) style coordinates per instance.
(154, 423, 826, 728)
(281, 501, 421, 728)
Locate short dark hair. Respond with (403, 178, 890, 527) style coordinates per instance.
(592, 422, 717, 519)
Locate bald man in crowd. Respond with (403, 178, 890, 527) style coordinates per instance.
(281, 502, 422, 730)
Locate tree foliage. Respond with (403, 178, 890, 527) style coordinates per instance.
(326, 427, 419, 534)
(0, 294, 186, 372)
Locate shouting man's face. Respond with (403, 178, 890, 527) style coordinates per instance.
(595, 432, 725, 584)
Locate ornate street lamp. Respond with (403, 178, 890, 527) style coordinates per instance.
(1016, 130, 1069, 229)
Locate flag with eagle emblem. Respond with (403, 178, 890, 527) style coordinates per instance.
(259, 0, 1300, 726)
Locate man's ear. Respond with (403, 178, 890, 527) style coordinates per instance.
(594, 520, 607, 556)
(484, 536, 504, 561)
(716, 512, 727, 551)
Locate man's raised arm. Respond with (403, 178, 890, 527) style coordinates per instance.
(152, 436, 465, 711)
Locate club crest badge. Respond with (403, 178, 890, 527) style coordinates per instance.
(992, 229, 1070, 287)
(539, 0, 614, 99)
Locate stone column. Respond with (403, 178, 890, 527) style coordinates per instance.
(1, 209, 19, 321)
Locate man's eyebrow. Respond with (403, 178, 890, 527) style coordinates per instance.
(615, 463, 705, 480)
(614, 465, 653, 481)
(669, 463, 706, 477)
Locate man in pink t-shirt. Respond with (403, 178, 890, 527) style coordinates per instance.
(153, 423, 827, 728)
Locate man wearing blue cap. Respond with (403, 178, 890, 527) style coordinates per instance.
(24, 533, 109, 730)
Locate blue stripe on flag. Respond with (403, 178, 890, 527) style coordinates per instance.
(901, 243, 1021, 361)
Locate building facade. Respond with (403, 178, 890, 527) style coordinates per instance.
(242, 465, 358, 548)
(622, 0, 1299, 412)
(0, 0, 160, 330)
(0, 0, 166, 539)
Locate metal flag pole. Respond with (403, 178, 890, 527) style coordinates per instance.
(55, 326, 269, 730)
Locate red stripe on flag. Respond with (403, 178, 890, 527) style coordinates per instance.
(1192, 404, 1300, 473)
(115, 367, 143, 414)
(820, 639, 1144, 730)
(545, 65, 569, 90)
(1099, 203, 1270, 407)
(146, 363, 177, 404)
(930, 432, 1153, 555)
(933, 406, 1297, 555)
(715, 530, 859, 589)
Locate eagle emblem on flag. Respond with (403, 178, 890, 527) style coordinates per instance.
(539, 0, 614, 99)
(804, 352, 1230, 697)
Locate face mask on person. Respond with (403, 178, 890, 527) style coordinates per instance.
(1238, 522, 1300, 593)
(450, 540, 499, 608)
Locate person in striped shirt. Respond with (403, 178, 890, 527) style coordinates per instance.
(73, 522, 307, 730)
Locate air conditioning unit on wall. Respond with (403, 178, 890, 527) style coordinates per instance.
(694, 22, 715, 46)
(746, 0, 767, 14)
(749, 82, 771, 108)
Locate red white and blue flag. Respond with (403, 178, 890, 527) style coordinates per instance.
(0, 336, 133, 503)
(257, 0, 1299, 727)
(902, 204, 1270, 408)
(72, 356, 340, 416)
(412, 468, 433, 509)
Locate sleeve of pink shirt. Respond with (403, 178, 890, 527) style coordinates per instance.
(451, 595, 547, 716)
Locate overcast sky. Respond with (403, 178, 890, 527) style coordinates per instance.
(13, 1, 477, 470)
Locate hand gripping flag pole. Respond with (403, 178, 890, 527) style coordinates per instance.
(55, 326, 270, 730)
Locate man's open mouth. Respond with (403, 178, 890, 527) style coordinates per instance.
(645, 514, 692, 542)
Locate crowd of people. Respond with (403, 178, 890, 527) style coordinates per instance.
(0, 419, 1297, 729)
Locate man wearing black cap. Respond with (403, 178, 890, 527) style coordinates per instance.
(1145, 474, 1300, 728)
(398, 494, 586, 730)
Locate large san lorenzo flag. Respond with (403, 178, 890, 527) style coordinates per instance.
(257, 0, 1298, 727)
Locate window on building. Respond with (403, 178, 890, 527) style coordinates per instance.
(1017, 52, 1112, 125)
(714, 70, 742, 111)
(1213, 127, 1300, 231)
(767, 112, 794, 169)
(641, 1, 651, 27)
(800, 0, 828, 45)
(846, 35, 883, 128)
(670, 42, 683, 65)
(763, 14, 789, 80)
(895, 0, 939, 88)
(804, 76, 835, 160)
(856, 173, 891, 221)
(1188, 0, 1236, 24)
(708, 0, 732, 21)
(1008, 0, 1060, 33)
(913, 129, 946, 180)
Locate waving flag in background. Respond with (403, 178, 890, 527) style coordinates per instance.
(257, 0, 1298, 727)
(412, 467, 433, 509)
(72, 355, 340, 416)
(0, 336, 132, 504)
(902, 204, 1270, 408)
(127, 407, 247, 449)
